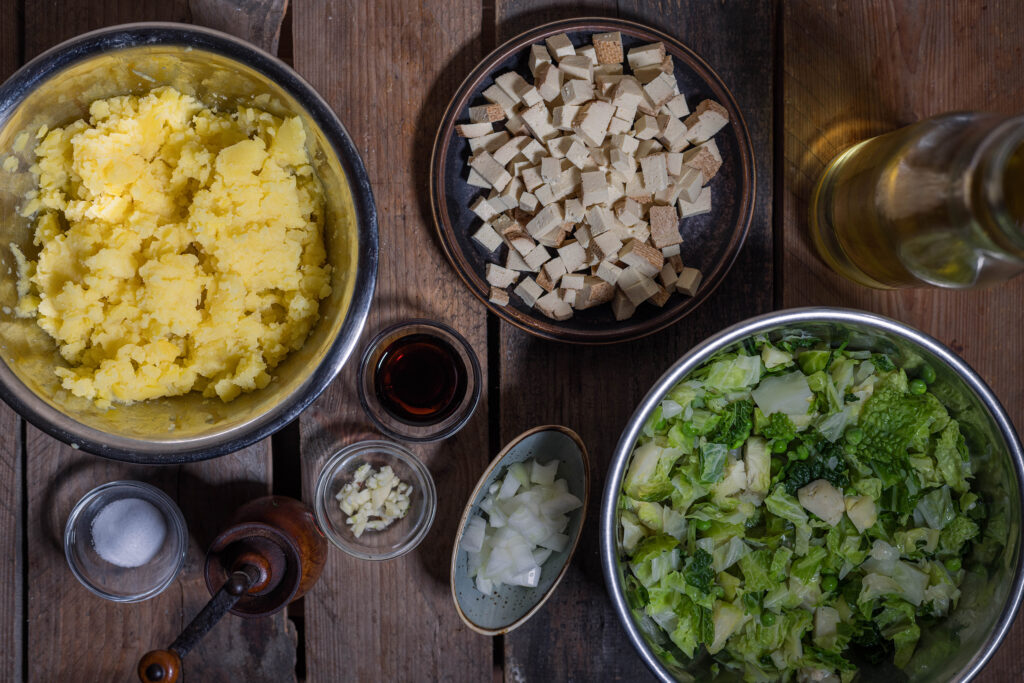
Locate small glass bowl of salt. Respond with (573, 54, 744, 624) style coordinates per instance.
(64, 481, 188, 602)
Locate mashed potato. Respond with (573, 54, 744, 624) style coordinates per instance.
(12, 86, 331, 406)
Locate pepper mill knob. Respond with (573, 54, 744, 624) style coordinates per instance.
(138, 649, 181, 683)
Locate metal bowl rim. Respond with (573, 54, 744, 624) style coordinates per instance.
(598, 305, 1024, 683)
(0, 22, 379, 463)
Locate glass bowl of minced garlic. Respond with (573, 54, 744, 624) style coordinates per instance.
(314, 440, 437, 560)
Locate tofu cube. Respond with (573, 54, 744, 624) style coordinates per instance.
(482, 84, 517, 114)
(617, 266, 661, 305)
(518, 191, 539, 213)
(525, 203, 563, 238)
(678, 185, 712, 217)
(682, 139, 723, 182)
(566, 140, 594, 170)
(608, 116, 632, 135)
(575, 276, 615, 309)
(535, 291, 573, 320)
(456, 122, 493, 138)
(467, 168, 491, 189)
(470, 151, 512, 191)
(572, 100, 615, 147)
(469, 104, 506, 123)
(545, 33, 575, 60)
(561, 79, 595, 105)
(659, 262, 679, 289)
(676, 267, 703, 296)
(684, 100, 730, 144)
(643, 72, 677, 109)
(535, 62, 562, 101)
(648, 283, 672, 307)
(552, 104, 580, 131)
(609, 149, 637, 184)
(520, 102, 558, 141)
(581, 170, 608, 207)
(485, 263, 518, 288)
(664, 92, 689, 118)
(662, 244, 681, 257)
(559, 55, 594, 82)
(521, 165, 544, 192)
(540, 156, 561, 184)
(472, 223, 503, 252)
(514, 276, 545, 306)
(489, 286, 510, 306)
(595, 259, 623, 285)
(648, 204, 681, 249)
(666, 151, 684, 176)
(592, 31, 624, 64)
(506, 248, 533, 272)
(563, 197, 584, 222)
(503, 226, 536, 256)
(557, 240, 587, 272)
(470, 195, 498, 221)
(595, 73, 623, 98)
(495, 72, 530, 104)
(676, 167, 704, 203)
(611, 289, 636, 320)
(520, 139, 546, 164)
(523, 243, 552, 270)
(626, 42, 667, 69)
(618, 238, 664, 277)
(493, 136, 529, 165)
(634, 115, 660, 140)
(558, 288, 577, 307)
(561, 273, 585, 289)
(639, 153, 669, 193)
(577, 44, 597, 65)
(656, 114, 688, 152)
(615, 197, 643, 226)
(610, 133, 640, 155)
(592, 230, 624, 260)
(528, 44, 552, 76)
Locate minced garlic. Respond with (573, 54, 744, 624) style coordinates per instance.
(336, 464, 411, 537)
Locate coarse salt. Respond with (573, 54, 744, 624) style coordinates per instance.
(90, 497, 167, 568)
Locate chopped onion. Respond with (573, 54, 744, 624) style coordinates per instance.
(461, 458, 582, 595)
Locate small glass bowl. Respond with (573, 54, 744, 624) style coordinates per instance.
(314, 440, 437, 560)
(357, 319, 481, 442)
(64, 481, 188, 602)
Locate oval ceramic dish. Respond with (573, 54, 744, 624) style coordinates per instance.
(450, 425, 589, 635)
(430, 17, 754, 344)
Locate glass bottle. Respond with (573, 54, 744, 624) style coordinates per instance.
(809, 112, 1024, 289)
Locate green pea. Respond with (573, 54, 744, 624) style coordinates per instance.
(944, 557, 962, 572)
(910, 379, 927, 395)
(845, 427, 864, 445)
(821, 574, 839, 592)
(771, 439, 788, 454)
(921, 365, 937, 384)
(797, 445, 810, 460)
(696, 519, 712, 532)
(760, 611, 776, 626)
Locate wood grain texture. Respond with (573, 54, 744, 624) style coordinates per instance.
(781, 1, 1024, 679)
(18, 1, 294, 681)
(0, 3, 24, 681)
(494, 1, 775, 680)
(293, 1, 493, 680)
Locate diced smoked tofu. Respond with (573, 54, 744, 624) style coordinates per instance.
(540, 156, 561, 183)
(581, 170, 608, 206)
(485, 263, 518, 288)
(682, 139, 723, 182)
(529, 44, 552, 76)
(596, 63, 624, 75)
(633, 64, 667, 85)
(566, 140, 594, 170)
(659, 263, 679, 288)
(557, 240, 587, 272)
(676, 167, 704, 203)
(678, 185, 711, 217)
(482, 84, 517, 115)
(575, 276, 615, 309)
(503, 226, 536, 256)
(648, 204, 681, 249)
(608, 116, 632, 135)
(535, 291, 573, 320)
(489, 286, 510, 306)
(596, 259, 623, 285)
(495, 72, 530, 104)
(520, 165, 544, 191)
(634, 115, 660, 140)
(643, 72, 677, 109)
(609, 149, 637, 183)
(636, 138, 664, 157)
(547, 135, 574, 158)
(586, 205, 614, 235)
(577, 44, 597, 65)
(563, 197, 584, 222)
(648, 283, 671, 307)
(520, 139, 546, 164)
(561, 79, 595, 106)
(505, 111, 527, 135)
(534, 184, 556, 206)
(666, 151, 684, 176)
(472, 223, 503, 252)
(656, 114, 688, 152)
(518, 191, 539, 213)
(525, 203, 563, 238)
(684, 99, 730, 143)
(558, 288, 577, 306)
(592, 230, 623, 260)
(616, 197, 643, 226)
(617, 266, 660, 305)
(676, 267, 703, 296)
(493, 136, 529, 165)
(506, 248, 533, 272)
(536, 266, 557, 292)
(618, 238, 664, 277)
(630, 219, 650, 243)
(523, 243, 552, 270)
(572, 101, 615, 146)
(668, 253, 684, 272)
(468, 131, 511, 154)
(593, 31, 624, 64)
(470, 196, 498, 221)
(559, 55, 594, 82)
(574, 225, 592, 248)
(639, 153, 669, 193)
(520, 102, 558, 141)
(664, 93, 689, 118)
(467, 168, 491, 189)
(662, 244, 681, 257)
(595, 73, 623, 98)
(470, 151, 512, 190)
(610, 133, 639, 155)
(537, 222, 570, 248)
(469, 104, 506, 123)
(612, 289, 636, 320)
(514, 276, 545, 306)
(535, 62, 562, 101)
(545, 33, 575, 60)
(456, 121, 494, 138)
(561, 273, 585, 289)
(552, 104, 580, 130)
(542, 256, 567, 283)
(611, 77, 645, 112)
(627, 42, 666, 69)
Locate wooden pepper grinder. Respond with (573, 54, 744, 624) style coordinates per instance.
(138, 496, 328, 683)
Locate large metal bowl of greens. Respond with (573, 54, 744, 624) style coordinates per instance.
(600, 307, 1023, 682)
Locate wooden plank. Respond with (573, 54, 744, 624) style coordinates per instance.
(293, 1, 493, 681)
(19, 1, 293, 681)
(781, 1, 1024, 680)
(494, 1, 775, 679)
(0, 3, 25, 680)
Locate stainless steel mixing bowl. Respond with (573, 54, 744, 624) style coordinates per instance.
(0, 24, 377, 462)
(600, 307, 1024, 682)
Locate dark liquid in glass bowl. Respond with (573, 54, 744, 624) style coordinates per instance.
(374, 333, 468, 424)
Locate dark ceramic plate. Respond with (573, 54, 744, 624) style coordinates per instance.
(429, 17, 754, 344)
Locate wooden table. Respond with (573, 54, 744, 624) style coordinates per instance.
(1, 0, 1022, 680)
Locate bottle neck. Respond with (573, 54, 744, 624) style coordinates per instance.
(970, 116, 1024, 256)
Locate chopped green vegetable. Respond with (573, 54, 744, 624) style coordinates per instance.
(619, 336, 993, 680)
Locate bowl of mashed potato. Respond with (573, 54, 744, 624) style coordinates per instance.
(0, 24, 377, 462)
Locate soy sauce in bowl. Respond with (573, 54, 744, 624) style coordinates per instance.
(374, 333, 468, 424)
